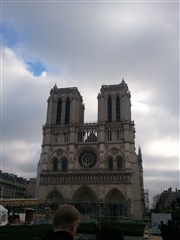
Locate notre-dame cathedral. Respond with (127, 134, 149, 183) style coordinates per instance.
(35, 79, 145, 219)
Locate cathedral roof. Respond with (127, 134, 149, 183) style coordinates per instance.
(50, 85, 82, 97)
(100, 79, 130, 95)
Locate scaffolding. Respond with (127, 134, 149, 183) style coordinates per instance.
(2, 200, 130, 223)
(74, 202, 127, 221)
(144, 189, 149, 213)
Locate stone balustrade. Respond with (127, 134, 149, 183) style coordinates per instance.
(40, 171, 132, 185)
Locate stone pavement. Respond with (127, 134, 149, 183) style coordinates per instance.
(124, 235, 162, 240)
(149, 235, 162, 240)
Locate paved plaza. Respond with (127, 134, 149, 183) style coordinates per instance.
(149, 235, 162, 240)
(124, 234, 162, 240)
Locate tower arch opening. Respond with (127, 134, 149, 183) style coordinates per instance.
(116, 95, 121, 121)
(65, 98, 70, 124)
(107, 95, 112, 122)
(56, 98, 62, 125)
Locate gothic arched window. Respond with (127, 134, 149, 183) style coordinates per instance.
(56, 99, 62, 125)
(53, 158, 58, 171)
(108, 96, 112, 122)
(108, 157, 113, 171)
(107, 128, 112, 141)
(62, 158, 68, 172)
(65, 98, 70, 124)
(116, 129, 120, 141)
(117, 157, 123, 171)
(116, 96, 120, 122)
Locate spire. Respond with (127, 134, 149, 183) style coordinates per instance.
(119, 78, 128, 89)
(53, 83, 57, 90)
(138, 146, 142, 162)
(120, 78, 126, 85)
(50, 84, 58, 95)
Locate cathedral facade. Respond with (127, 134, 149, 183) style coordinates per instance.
(35, 80, 144, 219)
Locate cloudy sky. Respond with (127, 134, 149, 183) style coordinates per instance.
(1, 0, 179, 205)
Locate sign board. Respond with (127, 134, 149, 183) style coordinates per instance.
(151, 213, 172, 235)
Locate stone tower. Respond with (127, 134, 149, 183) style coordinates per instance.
(35, 80, 144, 219)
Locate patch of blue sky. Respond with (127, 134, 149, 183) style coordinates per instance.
(2, 23, 46, 77)
(2, 23, 19, 48)
(26, 58, 46, 77)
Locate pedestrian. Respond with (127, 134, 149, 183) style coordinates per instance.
(158, 221, 168, 240)
(42, 204, 80, 240)
(166, 220, 179, 240)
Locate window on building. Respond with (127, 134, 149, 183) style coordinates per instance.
(107, 129, 112, 141)
(64, 131, 69, 142)
(65, 98, 70, 124)
(116, 129, 120, 141)
(117, 157, 123, 171)
(78, 130, 85, 142)
(108, 157, 113, 171)
(116, 96, 120, 121)
(53, 158, 58, 171)
(108, 96, 112, 122)
(54, 133, 59, 143)
(62, 158, 68, 172)
(56, 99, 62, 125)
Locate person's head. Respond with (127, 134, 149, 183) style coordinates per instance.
(53, 204, 80, 236)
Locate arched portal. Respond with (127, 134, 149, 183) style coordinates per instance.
(46, 190, 64, 205)
(105, 188, 127, 217)
(72, 185, 98, 203)
(72, 186, 98, 215)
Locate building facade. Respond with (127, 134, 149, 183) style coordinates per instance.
(157, 188, 180, 212)
(25, 178, 36, 198)
(35, 80, 145, 219)
(0, 171, 27, 199)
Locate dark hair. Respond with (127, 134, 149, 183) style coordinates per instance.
(53, 204, 80, 230)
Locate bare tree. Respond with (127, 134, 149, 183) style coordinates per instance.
(151, 193, 161, 209)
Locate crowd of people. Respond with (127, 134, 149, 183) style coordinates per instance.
(158, 220, 179, 240)
(42, 203, 179, 240)
(42, 203, 124, 240)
